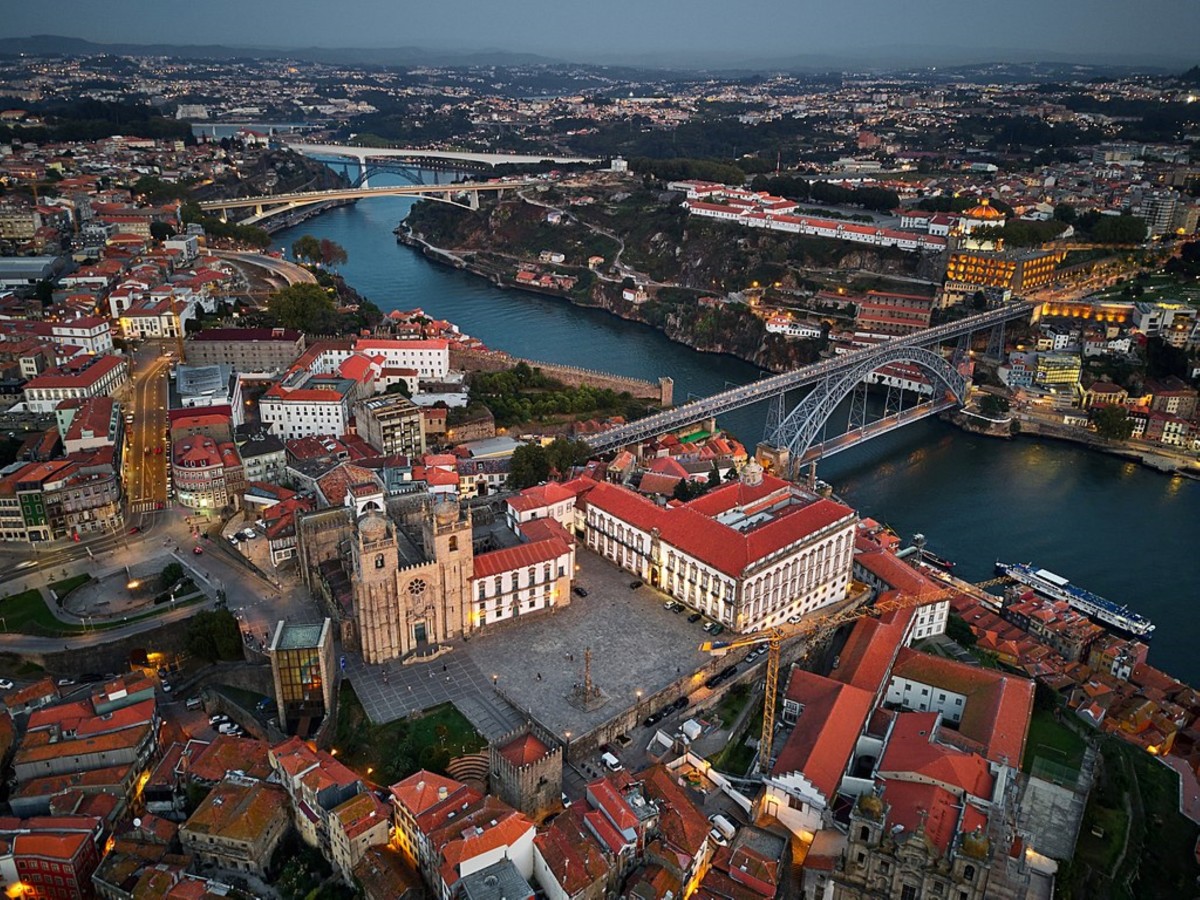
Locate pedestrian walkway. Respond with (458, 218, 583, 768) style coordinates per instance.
(343, 645, 523, 742)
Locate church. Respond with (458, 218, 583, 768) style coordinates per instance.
(316, 496, 575, 665)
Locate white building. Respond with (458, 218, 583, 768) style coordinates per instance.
(260, 372, 356, 440)
(765, 315, 823, 340)
(582, 462, 857, 633)
(22, 355, 129, 413)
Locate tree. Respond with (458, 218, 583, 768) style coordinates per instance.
(34, 279, 54, 306)
(979, 394, 1010, 417)
(545, 437, 591, 476)
(149, 220, 176, 242)
(1090, 214, 1147, 244)
(507, 444, 550, 490)
(672, 478, 705, 502)
(945, 612, 977, 649)
(161, 562, 184, 588)
(1092, 405, 1134, 441)
(291, 234, 322, 264)
(185, 609, 243, 661)
(1053, 203, 1077, 224)
(266, 282, 340, 334)
(319, 238, 348, 268)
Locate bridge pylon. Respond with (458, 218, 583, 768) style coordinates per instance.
(985, 321, 1006, 362)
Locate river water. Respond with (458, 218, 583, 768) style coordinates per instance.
(274, 172, 1200, 684)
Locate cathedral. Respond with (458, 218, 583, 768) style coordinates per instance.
(339, 498, 575, 665)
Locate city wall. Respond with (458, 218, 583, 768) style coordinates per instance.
(450, 346, 673, 406)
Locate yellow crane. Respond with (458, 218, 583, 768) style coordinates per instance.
(702, 582, 963, 775)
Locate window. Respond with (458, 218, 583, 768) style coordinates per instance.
(448, 536, 458, 552)
(963, 864, 975, 882)
(900, 886, 918, 900)
(859, 825, 870, 841)
(375, 554, 385, 569)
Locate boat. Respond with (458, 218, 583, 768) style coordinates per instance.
(919, 548, 956, 571)
(995, 561, 1154, 638)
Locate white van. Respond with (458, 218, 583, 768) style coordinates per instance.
(709, 813, 736, 841)
(601, 751, 623, 772)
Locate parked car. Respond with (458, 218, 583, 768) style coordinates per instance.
(663, 600, 677, 611)
(161, 680, 172, 693)
(572, 586, 588, 597)
(209, 714, 229, 726)
(128, 526, 141, 535)
(672, 696, 689, 711)
(186, 697, 203, 710)
(709, 623, 724, 636)
(642, 712, 661, 728)
(57, 678, 75, 687)
(561, 793, 572, 809)
(629, 580, 643, 590)
(687, 612, 703, 624)
(217, 722, 239, 734)
(192, 546, 203, 555)
(0, 678, 13, 690)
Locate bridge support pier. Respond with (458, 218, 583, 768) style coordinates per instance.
(358, 161, 370, 189)
(254, 204, 263, 218)
(985, 322, 1006, 362)
(468, 191, 480, 211)
(755, 442, 791, 480)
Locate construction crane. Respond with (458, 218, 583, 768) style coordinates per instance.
(168, 294, 186, 364)
(701, 582, 962, 776)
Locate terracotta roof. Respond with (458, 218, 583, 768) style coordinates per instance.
(185, 735, 273, 783)
(585, 479, 854, 579)
(831, 610, 909, 694)
(182, 778, 287, 845)
(473, 536, 571, 579)
(889, 647, 1034, 766)
(877, 712, 995, 799)
(534, 808, 611, 895)
(878, 779, 963, 856)
(332, 791, 391, 840)
(497, 732, 550, 767)
(640, 764, 711, 856)
(771, 670, 873, 802)
(389, 770, 471, 817)
(506, 481, 576, 513)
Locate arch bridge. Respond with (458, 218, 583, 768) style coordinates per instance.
(196, 180, 536, 226)
(586, 303, 1033, 466)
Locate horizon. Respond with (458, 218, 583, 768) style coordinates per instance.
(1, 0, 1198, 70)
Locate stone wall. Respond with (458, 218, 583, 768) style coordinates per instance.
(450, 346, 672, 405)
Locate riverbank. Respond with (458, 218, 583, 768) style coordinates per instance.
(949, 409, 1200, 479)
(396, 224, 788, 374)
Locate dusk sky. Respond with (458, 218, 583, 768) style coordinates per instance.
(2, 0, 1198, 67)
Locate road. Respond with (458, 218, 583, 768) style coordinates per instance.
(124, 345, 170, 515)
(211, 249, 317, 285)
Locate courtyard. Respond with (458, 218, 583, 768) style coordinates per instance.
(345, 547, 722, 742)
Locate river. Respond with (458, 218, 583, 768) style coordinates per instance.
(274, 172, 1200, 685)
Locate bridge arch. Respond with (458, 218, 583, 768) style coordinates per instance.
(770, 345, 968, 461)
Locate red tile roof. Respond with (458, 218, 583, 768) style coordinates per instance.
(497, 732, 550, 767)
(473, 536, 571, 579)
(772, 670, 874, 801)
(831, 611, 909, 694)
(889, 648, 1034, 766)
(878, 712, 995, 798)
(585, 479, 854, 578)
(879, 779, 962, 856)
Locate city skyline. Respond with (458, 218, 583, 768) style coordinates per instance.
(1, 0, 1198, 69)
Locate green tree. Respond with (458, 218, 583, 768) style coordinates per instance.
(672, 478, 705, 502)
(266, 283, 340, 334)
(1053, 203, 1077, 224)
(945, 612, 977, 648)
(291, 234, 322, 264)
(1092, 404, 1134, 440)
(161, 562, 184, 587)
(34, 279, 54, 307)
(545, 438, 591, 476)
(185, 609, 243, 662)
(979, 394, 1011, 417)
(508, 444, 550, 490)
(1090, 214, 1147, 244)
(149, 220, 176, 242)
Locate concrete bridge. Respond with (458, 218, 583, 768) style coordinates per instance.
(197, 180, 536, 225)
(283, 140, 600, 168)
(586, 303, 1034, 465)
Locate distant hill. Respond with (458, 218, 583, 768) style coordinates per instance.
(0, 34, 1187, 77)
(0, 34, 561, 68)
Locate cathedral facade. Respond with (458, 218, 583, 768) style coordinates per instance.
(349, 499, 574, 665)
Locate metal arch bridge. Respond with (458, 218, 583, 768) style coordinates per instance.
(196, 180, 536, 225)
(585, 302, 1033, 456)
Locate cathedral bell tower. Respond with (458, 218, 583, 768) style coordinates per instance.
(421, 499, 474, 642)
(352, 511, 402, 664)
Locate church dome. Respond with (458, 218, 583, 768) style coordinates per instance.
(359, 511, 388, 540)
(961, 827, 991, 859)
(965, 199, 1004, 220)
(857, 792, 884, 820)
(434, 498, 459, 526)
(741, 458, 765, 488)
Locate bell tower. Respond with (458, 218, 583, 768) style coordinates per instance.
(352, 512, 401, 664)
(422, 499, 475, 641)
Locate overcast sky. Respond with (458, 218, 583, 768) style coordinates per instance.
(2, 0, 1197, 67)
